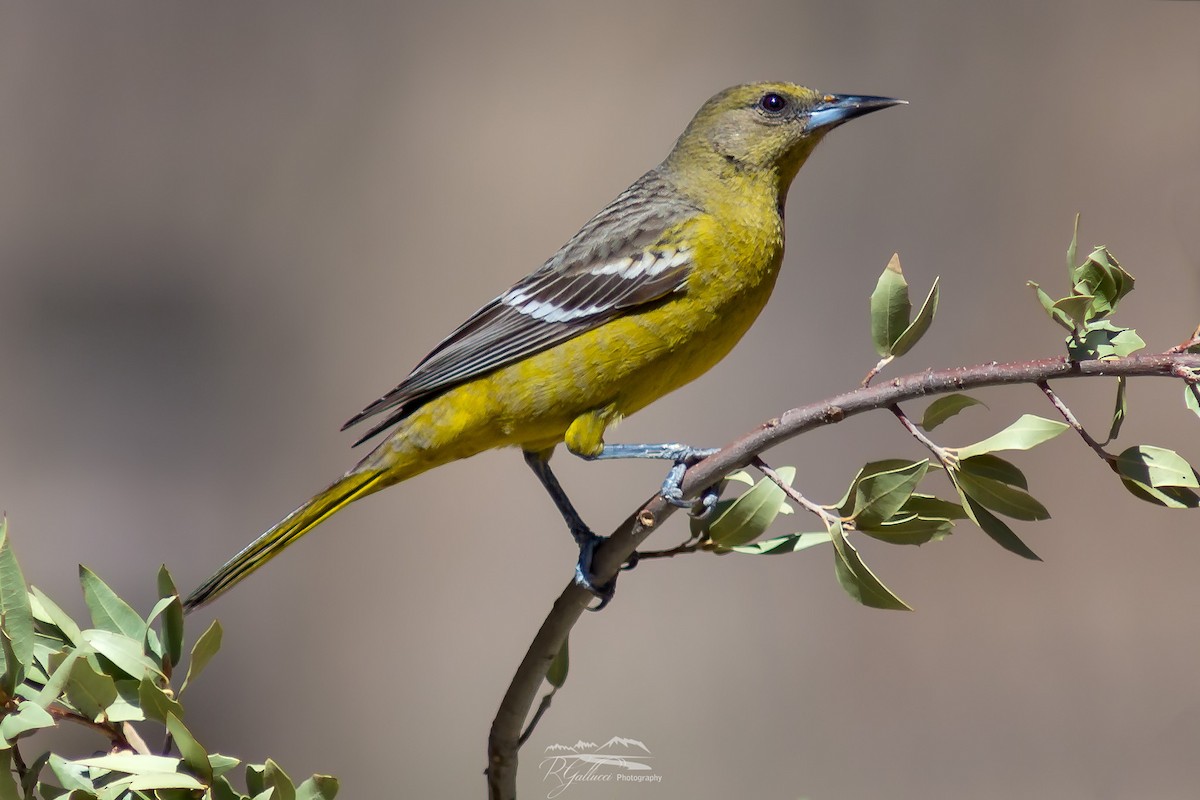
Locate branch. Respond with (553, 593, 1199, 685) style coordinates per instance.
(1037, 380, 1114, 463)
(485, 351, 1200, 799)
(46, 705, 130, 749)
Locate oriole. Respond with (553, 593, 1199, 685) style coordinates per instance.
(184, 82, 901, 611)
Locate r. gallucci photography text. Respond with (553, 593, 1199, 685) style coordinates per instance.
(539, 736, 662, 797)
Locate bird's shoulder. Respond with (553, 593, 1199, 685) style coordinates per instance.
(542, 167, 704, 276)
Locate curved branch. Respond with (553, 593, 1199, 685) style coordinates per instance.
(485, 351, 1200, 799)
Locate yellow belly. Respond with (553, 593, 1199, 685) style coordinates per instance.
(370, 211, 784, 479)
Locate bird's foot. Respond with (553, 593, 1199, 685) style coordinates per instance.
(658, 446, 720, 508)
(573, 531, 618, 611)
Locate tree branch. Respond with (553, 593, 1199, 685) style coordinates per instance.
(485, 351, 1200, 799)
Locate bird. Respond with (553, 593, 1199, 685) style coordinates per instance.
(183, 82, 902, 612)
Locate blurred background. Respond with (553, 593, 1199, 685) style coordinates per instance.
(1, 1, 1198, 797)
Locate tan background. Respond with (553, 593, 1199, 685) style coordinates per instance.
(2, 2, 1199, 797)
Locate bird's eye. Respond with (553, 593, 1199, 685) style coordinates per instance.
(757, 92, 788, 114)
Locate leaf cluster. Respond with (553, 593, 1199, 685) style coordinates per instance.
(869, 254, 939, 360)
(1028, 216, 1144, 361)
(690, 410, 1070, 610)
(685, 222, 1200, 612)
(0, 521, 337, 800)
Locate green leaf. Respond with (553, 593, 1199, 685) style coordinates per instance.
(858, 514, 952, 546)
(210, 776, 244, 800)
(0, 751, 18, 800)
(72, 754, 182, 775)
(26, 641, 57, 683)
(49, 753, 96, 793)
(95, 776, 136, 800)
(138, 677, 183, 724)
(0, 629, 20, 700)
(547, 638, 569, 689)
(1186, 384, 1200, 420)
(704, 468, 794, 548)
(954, 470, 1050, 521)
(141, 597, 174, 667)
(1114, 446, 1200, 489)
(1028, 282, 1075, 332)
(828, 519, 911, 611)
(958, 454, 1028, 490)
(1073, 245, 1133, 317)
(166, 712, 213, 784)
(109, 679, 147, 723)
(1119, 479, 1200, 509)
(900, 493, 968, 520)
(870, 253, 911, 357)
(79, 630, 163, 682)
(29, 586, 82, 646)
(921, 394, 986, 431)
(180, 620, 222, 694)
(32, 650, 81, 708)
(65, 657, 118, 722)
(208, 754, 241, 780)
(1109, 377, 1128, 442)
(0, 520, 36, 683)
(79, 566, 144, 639)
(127, 772, 205, 791)
(1113, 446, 1200, 505)
(688, 471, 755, 539)
(955, 414, 1068, 459)
(20, 752, 51, 799)
(296, 775, 339, 800)
(847, 460, 929, 529)
(1065, 213, 1080, 273)
(1051, 294, 1093, 330)
(956, 487, 1041, 561)
(836, 459, 926, 515)
(730, 532, 833, 555)
(265, 760, 296, 800)
(0, 700, 55, 742)
(156, 567, 185, 672)
(246, 764, 267, 797)
(1067, 321, 1145, 361)
(723, 471, 755, 487)
(890, 277, 940, 357)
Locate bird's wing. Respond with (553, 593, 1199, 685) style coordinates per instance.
(343, 171, 700, 443)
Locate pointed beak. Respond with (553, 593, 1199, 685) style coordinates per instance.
(805, 94, 906, 133)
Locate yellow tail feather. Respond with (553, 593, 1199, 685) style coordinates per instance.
(184, 469, 387, 612)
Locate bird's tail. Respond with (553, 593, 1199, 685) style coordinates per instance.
(184, 468, 388, 612)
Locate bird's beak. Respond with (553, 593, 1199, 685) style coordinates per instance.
(805, 94, 906, 132)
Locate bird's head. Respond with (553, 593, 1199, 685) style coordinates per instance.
(666, 82, 903, 195)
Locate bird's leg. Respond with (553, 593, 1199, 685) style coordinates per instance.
(522, 449, 617, 609)
(582, 443, 720, 508)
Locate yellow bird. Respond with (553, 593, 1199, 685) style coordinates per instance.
(184, 82, 902, 612)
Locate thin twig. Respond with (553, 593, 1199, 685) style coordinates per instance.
(635, 536, 705, 560)
(1037, 381, 1113, 464)
(516, 687, 557, 749)
(485, 350, 1200, 800)
(46, 705, 129, 749)
(889, 404, 954, 466)
(861, 355, 894, 387)
(753, 457, 841, 523)
(1166, 326, 1200, 353)
(11, 741, 26, 781)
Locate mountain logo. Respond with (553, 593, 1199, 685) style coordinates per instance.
(539, 735, 661, 797)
